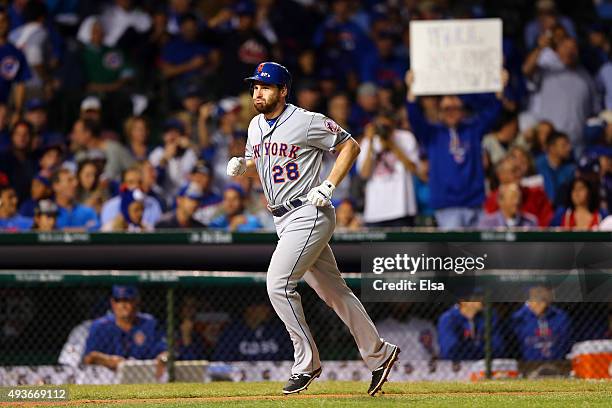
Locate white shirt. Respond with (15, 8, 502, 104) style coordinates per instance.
(377, 317, 438, 360)
(211, 130, 231, 193)
(9, 22, 48, 87)
(101, 6, 151, 47)
(598, 215, 612, 231)
(79, 6, 151, 47)
(148, 147, 198, 206)
(58, 320, 92, 366)
(357, 130, 419, 223)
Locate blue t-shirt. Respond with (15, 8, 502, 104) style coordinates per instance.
(212, 319, 292, 361)
(511, 304, 572, 361)
(19, 199, 36, 218)
(0, 214, 33, 231)
(413, 174, 433, 217)
(535, 155, 576, 206)
(55, 203, 100, 231)
(209, 214, 262, 232)
(0, 129, 10, 151)
(264, 106, 288, 128)
(313, 19, 375, 64)
(84, 312, 167, 360)
(161, 37, 209, 80)
(0, 43, 31, 103)
(360, 53, 408, 87)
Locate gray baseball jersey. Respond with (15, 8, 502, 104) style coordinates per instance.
(245, 104, 351, 206)
(244, 103, 397, 376)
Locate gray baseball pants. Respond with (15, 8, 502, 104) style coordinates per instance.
(267, 203, 394, 374)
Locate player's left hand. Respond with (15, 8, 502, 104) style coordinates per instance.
(307, 180, 335, 207)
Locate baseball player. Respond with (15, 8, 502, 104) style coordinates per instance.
(227, 62, 400, 396)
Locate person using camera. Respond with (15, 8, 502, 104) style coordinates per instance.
(148, 119, 198, 207)
(356, 111, 419, 227)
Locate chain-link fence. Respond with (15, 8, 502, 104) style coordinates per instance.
(1, 271, 611, 385)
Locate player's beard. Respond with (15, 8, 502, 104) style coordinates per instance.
(253, 92, 281, 114)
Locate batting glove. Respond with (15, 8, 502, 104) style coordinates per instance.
(226, 157, 247, 176)
(307, 180, 335, 207)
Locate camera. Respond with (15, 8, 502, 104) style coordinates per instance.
(376, 123, 393, 140)
(176, 146, 187, 158)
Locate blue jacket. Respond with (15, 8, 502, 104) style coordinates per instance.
(407, 94, 501, 209)
(83, 313, 167, 360)
(511, 304, 572, 361)
(437, 305, 504, 361)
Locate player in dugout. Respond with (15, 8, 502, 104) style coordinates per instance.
(82, 285, 167, 371)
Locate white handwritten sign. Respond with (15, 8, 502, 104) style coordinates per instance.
(410, 19, 502, 95)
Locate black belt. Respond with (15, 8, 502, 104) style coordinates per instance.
(270, 199, 305, 217)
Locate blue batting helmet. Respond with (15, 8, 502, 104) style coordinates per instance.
(244, 62, 292, 89)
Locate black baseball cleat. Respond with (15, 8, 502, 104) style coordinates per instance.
(282, 367, 322, 395)
(368, 345, 401, 396)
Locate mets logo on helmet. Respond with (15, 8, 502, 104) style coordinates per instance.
(257, 63, 264, 73)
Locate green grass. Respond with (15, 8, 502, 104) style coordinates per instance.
(65, 380, 612, 407)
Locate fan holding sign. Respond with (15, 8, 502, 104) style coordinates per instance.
(405, 20, 509, 229)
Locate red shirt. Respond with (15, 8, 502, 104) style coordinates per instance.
(560, 210, 602, 230)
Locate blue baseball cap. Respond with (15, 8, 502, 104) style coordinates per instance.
(234, 0, 256, 16)
(33, 174, 51, 188)
(163, 118, 185, 134)
(25, 98, 45, 112)
(244, 62, 292, 89)
(111, 285, 139, 300)
(120, 188, 145, 224)
(178, 182, 204, 201)
(182, 83, 203, 99)
(224, 182, 245, 198)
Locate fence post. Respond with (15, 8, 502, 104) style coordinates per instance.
(484, 292, 492, 380)
(166, 286, 175, 382)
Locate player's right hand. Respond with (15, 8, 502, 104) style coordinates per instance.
(226, 157, 247, 176)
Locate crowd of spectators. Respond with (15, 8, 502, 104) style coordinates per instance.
(0, 0, 611, 232)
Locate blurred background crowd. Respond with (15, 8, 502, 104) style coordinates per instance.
(0, 0, 612, 232)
